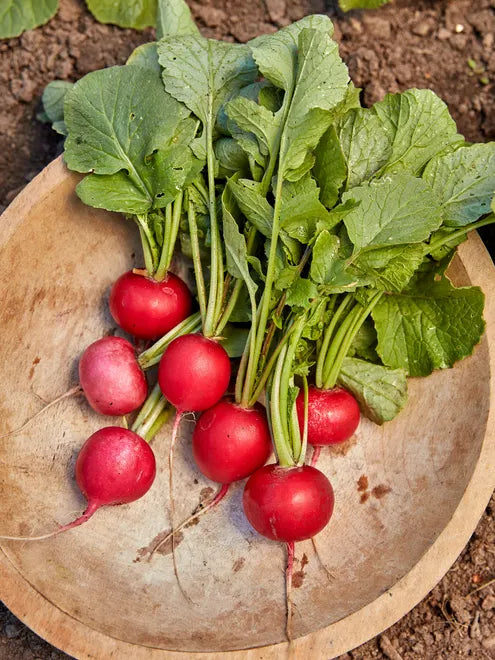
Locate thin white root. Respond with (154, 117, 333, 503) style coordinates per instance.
(168, 412, 193, 604)
(148, 483, 230, 560)
(0, 385, 83, 440)
(311, 536, 334, 581)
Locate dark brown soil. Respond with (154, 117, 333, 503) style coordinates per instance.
(1, 0, 494, 658)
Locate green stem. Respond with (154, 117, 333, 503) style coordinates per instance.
(187, 199, 207, 326)
(278, 316, 305, 448)
(296, 374, 308, 466)
(133, 394, 169, 441)
(428, 215, 495, 254)
(167, 191, 183, 271)
(235, 332, 250, 405)
(155, 192, 184, 282)
(244, 162, 285, 402)
(240, 290, 259, 408)
(315, 295, 353, 389)
(322, 304, 360, 387)
(324, 291, 384, 389)
(131, 383, 162, 432)
(156, 203, 172, 280)
(144, 406, 174, 443)
(259, 244, 313, 369)
(204, 89, 223, 337)
(288, 377, 301, 460)
(137, 226, 154, 276)
(135, 214, 159, 274)
(215, 225, 257, 336)
(269, 344, 295, 467)
(138, 312, 202, 369)
(248, 323, 297, 408)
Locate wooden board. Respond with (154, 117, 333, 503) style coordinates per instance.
(0, 156, 494, 659)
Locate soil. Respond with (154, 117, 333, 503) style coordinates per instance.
(1, 0, 494, 658)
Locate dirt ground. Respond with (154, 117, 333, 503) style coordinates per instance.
(0, 0, 494, 658)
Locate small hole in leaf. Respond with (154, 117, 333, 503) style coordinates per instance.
(130, 112, 136, 120)
(156, 193, 165, 198)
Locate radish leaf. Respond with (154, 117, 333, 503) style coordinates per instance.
(86, 0, 156, 29)
(286, 278, 318, 309)
(38, 80, 73, 135)
(222, 186, 258, 297)
(338, 358, 407, 425)
(342, 174, 443, 253)
(422, 143, 495, 227)
(339, 90, 463, 188)
(158, 36, 257, 129)
(280, 174, 330, 243)
(64, 65, 198, 214)
(313, 125, 347, 208)
(126, 43, 160, 71)
(354, 243, 427, 292)
(339, 0, 390, 11)
(372, 271, 485, 377)
(249, 15, 334, 92)
(156, 0, 198, 39)
(311, 231, 365, 291)
(229, 179, 273, 237)
(278, 28, 349, 176)
(0, 0, 58, 39)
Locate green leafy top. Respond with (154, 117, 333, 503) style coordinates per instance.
(85, 0, 156, 30)
(64, 65, 198, 214)
(0, 0, 58, 39)
(57, 4, 494, 462)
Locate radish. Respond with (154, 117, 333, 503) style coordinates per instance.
(158, 334, 231, 412)
(109, 270, 192, 340)
(243, 463, 335, 640)
(192, 400, 272, 484)
(295, 385, 360, 466)
(243, 464, 334, 543)
(79, 336, 148, 416)
(0, 427, 156, 541)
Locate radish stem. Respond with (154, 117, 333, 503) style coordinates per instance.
(187, 199, 207, 325)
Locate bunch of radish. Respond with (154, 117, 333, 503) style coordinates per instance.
(2, 0, 495, 642)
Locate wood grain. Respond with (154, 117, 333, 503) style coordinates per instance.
(0, 156, 494, 659)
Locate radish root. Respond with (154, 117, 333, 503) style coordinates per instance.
(286, 541, 295, 642)
(311, 536, 334, 581)
(148, 482, 230, 561)
(168, 411, 193, 603)
(0, 385, 83, 440)
(310, 445, 321, 468)
(0, 501, 99, 542)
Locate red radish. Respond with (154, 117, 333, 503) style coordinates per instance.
(243, 464, 334, 542)
(109, 270, 192, 340)
(296, 385, 360, 448)
(158, 334, 231, 413)
(79, 336, 147, 416)
(192, 400, 272, 483)
(0, 427, 156, 541)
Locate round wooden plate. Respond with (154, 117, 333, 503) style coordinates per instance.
(0, 156, 494, 659)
